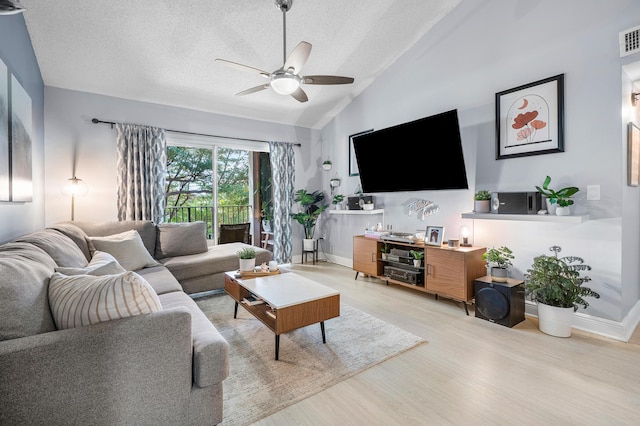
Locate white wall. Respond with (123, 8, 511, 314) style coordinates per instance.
(321, 0, 640, 334)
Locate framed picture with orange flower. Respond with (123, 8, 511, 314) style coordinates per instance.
(495, 74, 564, 160)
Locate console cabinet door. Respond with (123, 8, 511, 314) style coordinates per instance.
(425, 248, 467, 300)
(353, 236, 380, 276)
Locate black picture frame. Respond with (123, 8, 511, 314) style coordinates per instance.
(495, 74, 564, 160)
(348, 129, 373, 176)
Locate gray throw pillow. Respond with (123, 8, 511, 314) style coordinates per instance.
(155, 222, 208, 259)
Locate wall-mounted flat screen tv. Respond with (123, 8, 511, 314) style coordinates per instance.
(352, 109, 468, 193)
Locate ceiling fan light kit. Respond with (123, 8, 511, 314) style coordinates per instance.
(216, 0, 354, 103)
(0, 0, 25, 15)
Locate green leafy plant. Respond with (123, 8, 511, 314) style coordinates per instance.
(525, 245, 599, 311)
(236, 247, 256, 259)
(482, 246, 514, 269)
(380, 242, 390, 254)
(535, 176, 579, 207)
(260, 202, 274, 221)
(409, 250, 424, 260)
(474, 190, 491, 201)
(290, 189, 329, 239)
(332, 194, 344, 205)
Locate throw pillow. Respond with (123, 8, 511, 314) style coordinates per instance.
(48, 271, 162, 330)
(55, 251, 127, 276)
(155, 221, 208, 259)
(87, 230, 160, 271)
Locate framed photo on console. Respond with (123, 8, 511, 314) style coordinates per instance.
(425, 226, 444, 246)
(495, 74, 564, 160)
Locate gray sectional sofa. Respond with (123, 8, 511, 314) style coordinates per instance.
(0, 220, 272, 425)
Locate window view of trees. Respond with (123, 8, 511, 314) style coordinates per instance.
(164, 146, 250, 238)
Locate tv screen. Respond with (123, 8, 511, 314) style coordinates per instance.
(352, 109, 468, 193)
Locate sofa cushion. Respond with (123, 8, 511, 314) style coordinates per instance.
(0, 242, 57, 340)
(87, 230, 160, 271)
(155, 222, 208, 259)
(55, 251, 127, 276)
(49, 222, 92, 261)
(49, 271, 162, 330)
(135, 265, 184, 295)
(73, 220, 157, 257)
(16, 228, 88, 268)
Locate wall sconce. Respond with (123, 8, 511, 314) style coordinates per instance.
(633, 92, 639, 107)
(61, 176, 88, 221)
(0, 0, 25, 15)
(322, 160, 332, 171)
(459, 225, 472, 247)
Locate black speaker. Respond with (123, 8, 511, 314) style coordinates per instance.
(490, 192, 542, 214)
(474, 277, 525, 327)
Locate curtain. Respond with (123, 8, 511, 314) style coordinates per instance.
(116, 123, 167, 224)
(269, 141, 295, 263)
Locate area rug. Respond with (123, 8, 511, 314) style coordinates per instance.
(195, 293, 426, 426)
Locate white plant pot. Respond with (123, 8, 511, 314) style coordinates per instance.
(303, 238, 316, 251)
(474, 200, 490, 213)
(545, 198, 557, 215)
(238, 258, 256, 272)
(381, 253, 388, 260)
(334, 203, 342, 210)
(555, 206, 571, 216)
(537, 303, 574, 337)
(413, 259, 421, 268)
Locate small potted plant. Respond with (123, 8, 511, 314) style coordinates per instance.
(535, 176, 579, 216)
(482, 246, 514, 282)
(322, 160, 332, 171)
(474, 190, 491, 213)
(237, 247, 256, 272)
(380, 242, 390, 260)
(332, 194, 344, 210)
(525, 245, 600, 337)
(409, 249, 424, 268)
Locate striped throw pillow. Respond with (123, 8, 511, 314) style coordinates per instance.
(48, 271, 162, 330)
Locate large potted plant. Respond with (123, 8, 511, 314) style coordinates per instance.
(482, 246, 514, 282)
(525, 245, 600, 337)
(291, 189, 328, 251)
(535, 176, 579, 216)
(474, 190, 491, 213)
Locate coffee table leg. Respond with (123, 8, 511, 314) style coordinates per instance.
(275, 334, 280, 361)
(320, 321, 326, 344)
(233, 301, 238, 319)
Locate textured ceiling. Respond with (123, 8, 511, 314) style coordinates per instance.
(21, 0, 461, 129)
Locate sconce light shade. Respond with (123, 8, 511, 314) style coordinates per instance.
(62, 177, 88, 197)
(0, 0, 25, 15)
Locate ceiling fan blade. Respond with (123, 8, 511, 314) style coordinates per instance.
(303, 75, 355, 85)
(290, 87, 308, 103)
(215, 59, 270, 78)
(283, 41, 312, 74)
(236, 85, 269, 96)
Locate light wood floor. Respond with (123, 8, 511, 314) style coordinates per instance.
(254, 262, 640, 426)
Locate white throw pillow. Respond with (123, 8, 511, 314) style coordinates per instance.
(55, 250, 127, 276)
(87, 230, 160, 271)
(48, 271, 162, 330)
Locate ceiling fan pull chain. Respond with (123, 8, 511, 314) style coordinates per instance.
(282, 10, 287, 65)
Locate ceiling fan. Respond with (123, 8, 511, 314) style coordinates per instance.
(215, 0, 354, 103)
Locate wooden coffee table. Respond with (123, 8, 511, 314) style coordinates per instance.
(224, 271, 340, 360)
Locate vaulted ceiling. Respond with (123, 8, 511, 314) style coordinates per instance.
(21, 0, 462, 129)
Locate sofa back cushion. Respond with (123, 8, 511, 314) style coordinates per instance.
(16, 228, 88, 268)
(0, 242, 57, 340)
(87, 230, 160, 271)
(72, 220, 157, 257)
(155, 221, 208, 259)
(49, 222, 92, 261)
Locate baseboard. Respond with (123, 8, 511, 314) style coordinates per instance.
(525, 300, 640, 342)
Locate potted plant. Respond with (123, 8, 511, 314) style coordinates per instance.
(535, 175, 579, 216)
(474, 190, 491, 213)
(261, 202, 274, 232)
(332, 194, 344, 210)
(380, 242, 390, 260)
(322, 160, 332, 171)
(525, 245, 600, 337)
(237, 247, 256, 272)
(291, 189, 328, 251)
(482, 246, 514, 283)
(409, 249, 424, 268)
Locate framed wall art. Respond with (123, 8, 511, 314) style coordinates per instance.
(496, 74, 564, 160)
(0, 58, 8, 201)
(10, 74, 33, 202)
(348, 129, 373, 176)
(629, 122, 640, 187)
(424, 226, 444, 247)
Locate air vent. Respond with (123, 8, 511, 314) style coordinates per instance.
(620, 25, 640, 57)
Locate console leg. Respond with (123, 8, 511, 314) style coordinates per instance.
(355, 271, 359, 280)
(320, 321, 326, 344)
(233, 301, 238, 319)
(463, 302, 469, 316)
(435, 294, 438, 300)
(275, 335, 280, 361)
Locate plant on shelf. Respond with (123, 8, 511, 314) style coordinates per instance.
(473, 189, 491, 213)
(380, 242, 390, 260)
(332, 194, 344, 210)
(260, 201, 274, 232)
(482, 246, 514, 283)
(535, 175, 579, 216)
(236, 247, 257, 272)
(409, 249, 424, 267)
(291, 189, 328, 247)
(525, 245, 600, 337)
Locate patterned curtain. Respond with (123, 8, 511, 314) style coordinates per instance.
(269, 141, 295, 263)
(116, 123, 167, 224)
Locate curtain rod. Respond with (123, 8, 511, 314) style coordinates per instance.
(90, 118, 301, 146)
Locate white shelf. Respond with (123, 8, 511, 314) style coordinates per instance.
(329, 209, 384, 215)
(461, 212, 589, 223)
